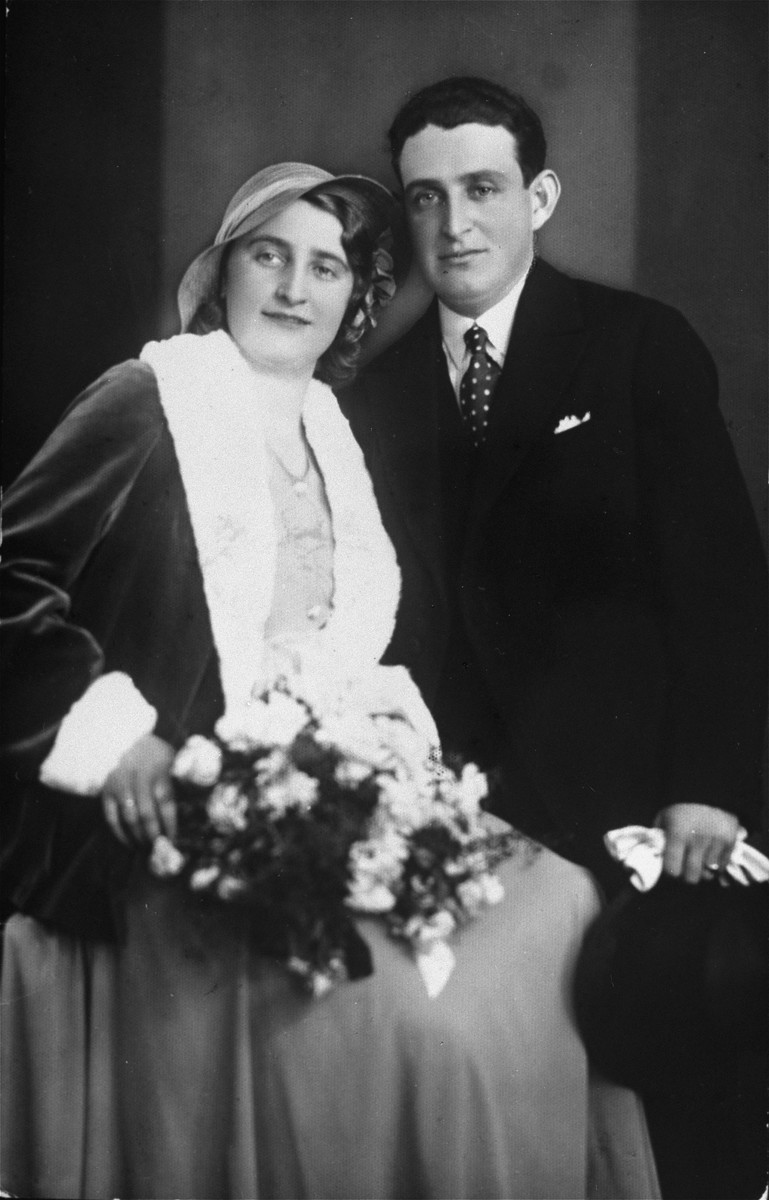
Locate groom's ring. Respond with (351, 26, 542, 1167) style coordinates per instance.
(705, 862, 721, 871)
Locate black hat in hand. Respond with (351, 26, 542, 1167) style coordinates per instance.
(573, 871, 768, 1092)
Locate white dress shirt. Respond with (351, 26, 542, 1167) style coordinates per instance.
(439, 266, 531, 403)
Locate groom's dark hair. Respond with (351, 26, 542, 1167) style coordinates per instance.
(388, 76, 547, 186)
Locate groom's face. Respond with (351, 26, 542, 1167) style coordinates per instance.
(400, 122, 537, 318)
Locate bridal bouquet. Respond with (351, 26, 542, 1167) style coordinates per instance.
(148, 666, 520, 997)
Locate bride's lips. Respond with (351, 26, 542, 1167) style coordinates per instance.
(263, 311, 312, 327)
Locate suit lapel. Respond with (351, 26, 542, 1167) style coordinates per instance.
(363, 265, 589, 579)
(468, 259, 589, 528)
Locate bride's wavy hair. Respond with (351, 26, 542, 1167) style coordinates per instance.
(189, 181, 392, 387)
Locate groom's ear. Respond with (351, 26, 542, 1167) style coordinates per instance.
(528, 170, 561, 231)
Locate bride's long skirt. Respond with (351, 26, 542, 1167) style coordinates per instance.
(1, 842, 659, 1199)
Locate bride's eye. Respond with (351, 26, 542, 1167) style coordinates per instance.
(254, 249, 284, 266)
(313, 261, 342, 281)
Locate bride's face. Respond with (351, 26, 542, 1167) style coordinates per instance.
(223, 200, 355, 378)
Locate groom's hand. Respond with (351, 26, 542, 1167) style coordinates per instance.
(102, 733, 176, 846)
(655, 803, 740, 884)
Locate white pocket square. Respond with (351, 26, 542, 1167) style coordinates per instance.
(554, 412, 590, 434)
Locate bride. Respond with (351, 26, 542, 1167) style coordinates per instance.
(1, 162, 659, 1199)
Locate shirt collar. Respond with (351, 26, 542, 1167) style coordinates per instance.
(439, 265, 531, 372)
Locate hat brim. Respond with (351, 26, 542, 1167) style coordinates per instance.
(177, 172, 396, 331)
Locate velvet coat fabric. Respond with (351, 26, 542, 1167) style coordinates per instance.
(341, 259, 767, 890)
(1, 362, 220, 939)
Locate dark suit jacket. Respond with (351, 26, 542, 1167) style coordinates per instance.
(342, 259, 767, 887)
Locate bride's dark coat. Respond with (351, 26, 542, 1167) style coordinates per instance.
(1, 363, 224, 939)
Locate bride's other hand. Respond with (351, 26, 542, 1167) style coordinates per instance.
(655, 803, 740, 884)
(102, 734, 176, 845)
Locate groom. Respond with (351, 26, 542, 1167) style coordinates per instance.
(342, 76, 766, 895)
(341, 73, 767, 1200)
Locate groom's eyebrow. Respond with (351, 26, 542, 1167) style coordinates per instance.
(404, 170, 508, 194)
(403, 177, 444, 195)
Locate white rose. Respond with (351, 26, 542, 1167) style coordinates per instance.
(216, 692, 309, 751)
(349, 831, 409, 884)
(406, 910, 457, 945)
(456, 878, 484, 914)
(261, 770, 319, 817)
(478, 873, 505, 906)
(309, 971, 335, 999)
(290, 770, 320, 808)
(207, 782, 249, 832)
(254, 747, 290, 783)
(148, 835, 186, 878)
(460, 849, 489, 876)
(172, 735, 223, 786)
(455, 763, 484, 811)
(456, 764, 488, 813)
(215, 701, 270, 752)
(190, 864, 220, 891)
(334, 759, 374, 788)
(376, 775, 432, 830)
(346, 879, 397, 913)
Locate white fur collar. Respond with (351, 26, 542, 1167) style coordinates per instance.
(140, 331, 400, 713)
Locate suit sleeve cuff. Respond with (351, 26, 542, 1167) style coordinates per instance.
(39, 671, 157, 796)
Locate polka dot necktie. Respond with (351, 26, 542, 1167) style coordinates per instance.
(459, 324, 501, 448)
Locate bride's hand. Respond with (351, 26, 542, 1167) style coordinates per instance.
(102, 733, 176, 845)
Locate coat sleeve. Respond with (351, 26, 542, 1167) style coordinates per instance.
(632, 305, 767, 822)
(1, 362, 168, 790)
